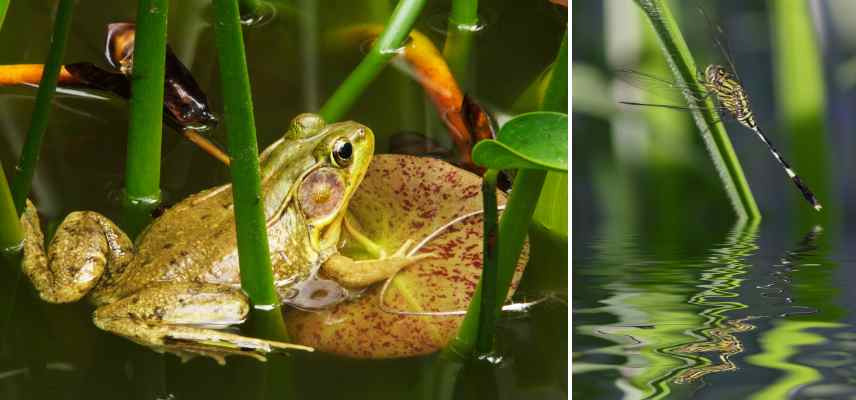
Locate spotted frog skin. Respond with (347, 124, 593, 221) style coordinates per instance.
(19, 114, 431, 363)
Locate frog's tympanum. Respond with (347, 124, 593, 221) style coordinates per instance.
(19, 114, 432, 363)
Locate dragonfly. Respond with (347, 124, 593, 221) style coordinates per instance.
(618, 7, 822, 212)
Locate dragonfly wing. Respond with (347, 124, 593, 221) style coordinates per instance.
(696, 3, 744, 84)
(618, 100, 730, 118)
(615, 69, 709, 104)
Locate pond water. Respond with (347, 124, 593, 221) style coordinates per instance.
(573, 219, 856, 399)
(0, 0, 568, 399)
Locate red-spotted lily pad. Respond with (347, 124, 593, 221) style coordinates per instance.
(285, 154, 528, 358)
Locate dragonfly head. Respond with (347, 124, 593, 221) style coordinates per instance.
(704, 64, 730, 83)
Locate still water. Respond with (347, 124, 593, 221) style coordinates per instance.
(573, 219, 856, 399)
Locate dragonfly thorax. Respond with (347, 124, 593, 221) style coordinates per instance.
(702, 64, 756, 129)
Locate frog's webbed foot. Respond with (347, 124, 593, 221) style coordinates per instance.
(93, 282, 312, 365)
(20, 199, 134, 303)
(321, 236, 437, 289)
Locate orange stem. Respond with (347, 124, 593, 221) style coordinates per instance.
(0, 64, 80, 86)
(183, 129, 231, 166)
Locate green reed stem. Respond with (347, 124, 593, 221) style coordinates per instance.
(213, 0, 282, 315)
(442, 0, 478, 86)
(444, 169, 547, 359)
(633, 0, 760, 221)
(770, 1, 831, 223)
(10, 0, 74, 214)
(0, 167, 21, 252)
(122, 0, 168, 235)
(540, 29, 567, 113)
(0, 0, 10, 32)
(319, 0, 427, 122)
(533, 28, 568, 236)
(475, 169, 499, 354)
(0, 0, 19, 250)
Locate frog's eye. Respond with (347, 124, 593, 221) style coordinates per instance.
(332, 138, 353, 167)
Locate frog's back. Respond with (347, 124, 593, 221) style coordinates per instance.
(92, 185, 242, 303)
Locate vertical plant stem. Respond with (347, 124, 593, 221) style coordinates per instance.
(0, 0, 10, 33)
(533, 28, 568, 236)
(445, 169, 547, 359)
(633, 0, 760, 221)
(539, 29, 567, 112)
(475, 169, 498, 354)
(122, 0, 168, 236)
(442, 0, 478, 86)
(319, 0, 427, 122)
(0, 166, 21, 252)
(212, 0, 283, 327)
(10, 0, 74, 214)
(770, 1, 832, 225)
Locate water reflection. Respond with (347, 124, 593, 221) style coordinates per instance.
(669, 223, 758, 385)
(573, 221, 855, 399)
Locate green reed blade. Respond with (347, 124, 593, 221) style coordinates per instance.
(770, 1, 832, 224)
(633, 0, 760, 221)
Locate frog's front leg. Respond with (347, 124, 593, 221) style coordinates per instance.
(20, 200, 134, 303)
(93, 282, 312, 364)
(321, 239, 435, 289)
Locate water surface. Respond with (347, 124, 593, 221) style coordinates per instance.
(573, 220, 856, 399)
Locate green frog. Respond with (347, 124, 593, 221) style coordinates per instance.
(19, 113, 432, 363)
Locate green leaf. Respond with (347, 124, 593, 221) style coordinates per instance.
(471, 112, 567, 172)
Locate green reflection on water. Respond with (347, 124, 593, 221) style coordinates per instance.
(575, 221, 761, 398)
(574, 217, 852, 399)
(746, 320, 845, 400)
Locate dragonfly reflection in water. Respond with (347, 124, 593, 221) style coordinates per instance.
(616, 7, 822, 211)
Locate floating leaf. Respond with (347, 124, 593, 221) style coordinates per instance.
(471, 112, 567, 171)
(285, 155, 528, 358)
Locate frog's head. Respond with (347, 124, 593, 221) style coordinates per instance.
(260, 113, 374, 251)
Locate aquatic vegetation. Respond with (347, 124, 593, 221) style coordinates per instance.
(445, 111, 567, 358)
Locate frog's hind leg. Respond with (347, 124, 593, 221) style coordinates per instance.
(20, 200, 134, 303)
(93, 282, 312, 364)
